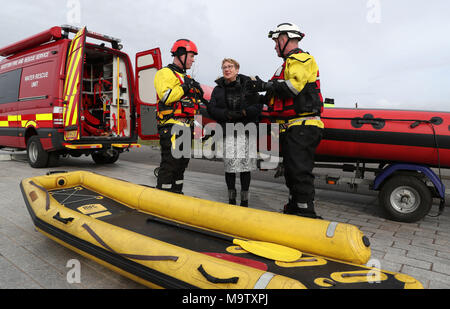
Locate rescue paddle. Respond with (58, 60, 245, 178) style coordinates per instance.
(146, 215, 302, 262)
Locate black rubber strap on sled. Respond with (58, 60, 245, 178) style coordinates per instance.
(82, 223, 179, 262)
(197, 265, 239, 284)
(53, 212, 74, 224)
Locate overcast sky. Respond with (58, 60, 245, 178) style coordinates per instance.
(1, 0, 449, 110)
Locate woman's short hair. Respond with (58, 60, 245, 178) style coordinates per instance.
(222, 58, 240, 70)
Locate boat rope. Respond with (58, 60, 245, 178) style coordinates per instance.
(81, 223, 179, 262)
(322, 117, 443, 174)
(322, 116, 445, 218)
(59, 188, 82, 204)
(427, 122, 445, 218)
(61, 197, 102, 206)
(49, 187, 103, 206)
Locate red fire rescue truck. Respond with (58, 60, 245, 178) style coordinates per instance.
(0, 25, 161, 167)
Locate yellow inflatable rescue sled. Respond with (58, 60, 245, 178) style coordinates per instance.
(20, 171, 422, 289)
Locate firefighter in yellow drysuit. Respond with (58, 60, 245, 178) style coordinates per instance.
(154, 39, 204, 194)
(247, 23, 324, 218)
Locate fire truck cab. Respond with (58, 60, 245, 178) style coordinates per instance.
(0, 25, 161, 167)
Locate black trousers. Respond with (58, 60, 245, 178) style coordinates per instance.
(280, 125, 323, 203)
(156, 124, 191, 193)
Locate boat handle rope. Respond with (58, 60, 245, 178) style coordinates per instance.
(29, 180, 50, 211)
(81, 223, 179, 261)
(322, 278, 337, 286)
(46, 171, 68, 175)
(197, 264, 239, 284)
(295, 257, 318, 262)
(53, 212, 74, 224)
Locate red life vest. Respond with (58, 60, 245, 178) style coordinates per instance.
(267, 50, 323, 119)
(156, 68, 200, 121)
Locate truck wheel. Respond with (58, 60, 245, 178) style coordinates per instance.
(91, 150, 120, 164)
(27, 136, 49, 168)
(47, 152, 60, 167)
(378, 175, 432, 223)
(154, 167, 160, 177)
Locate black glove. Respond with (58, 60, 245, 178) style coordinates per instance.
(226, 110, 243, 120)
(183, 76, 204, 97)
(245, 92, 263, 106)
(182, 76, 194, 93)
(245, 76, 273, 92)
(194, 82, 205, 98)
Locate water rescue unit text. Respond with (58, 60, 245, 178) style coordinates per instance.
(182, 293, 269, 306)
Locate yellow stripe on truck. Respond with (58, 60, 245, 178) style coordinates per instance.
(64, 30, 83, 97)
(8, 115, 20, 121)
(71, 101, 78, 126)
(63, 28, 84, 129)
(65, 55, 81, 126)
(65, 42, 82, 101)
(35, 113, 52, 121)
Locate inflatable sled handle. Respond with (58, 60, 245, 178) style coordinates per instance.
(46, 171, 68, 175)
(146, 215, 302, 262)
(53, 212, 74, 224)
(341, 272, 377, 278)
(197, 264, 239, 284)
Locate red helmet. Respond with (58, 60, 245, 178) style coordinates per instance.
(171, 39, 198, 56)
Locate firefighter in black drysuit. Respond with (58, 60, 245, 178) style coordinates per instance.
(153, 39, 204, 194)
(247, 23, 324, 218)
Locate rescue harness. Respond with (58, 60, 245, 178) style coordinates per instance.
(267, 49, 323, 120)
(156, 65, 201, 125)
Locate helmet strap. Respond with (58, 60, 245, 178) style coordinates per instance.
(175, 52, 187, 73)
(277, 36, 291, 59)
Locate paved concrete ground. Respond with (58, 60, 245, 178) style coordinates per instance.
(1, 149, 449, 289)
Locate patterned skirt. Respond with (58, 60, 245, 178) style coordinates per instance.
(223, 132, 257, 173)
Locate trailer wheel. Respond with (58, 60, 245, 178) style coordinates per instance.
(91, 150, 120, 164)
(379, 175, 432, 223)
(27, 136, 49, 168)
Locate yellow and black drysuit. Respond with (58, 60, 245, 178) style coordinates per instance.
(154, 63, 202, 193)
(265, 48, 324, 218)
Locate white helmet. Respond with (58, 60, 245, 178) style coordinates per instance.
(268, 23, 305, 40)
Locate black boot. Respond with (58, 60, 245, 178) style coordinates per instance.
(282, 200, 300, 215)
(172, 182, 184, 195)
(283, 200, 322, 219)
(228, 189, 237, 205)
(240, 191, 249, 207)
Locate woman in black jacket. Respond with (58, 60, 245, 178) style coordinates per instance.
(207, 58, 262, 206)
